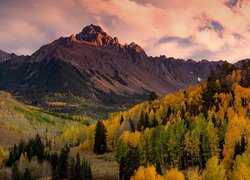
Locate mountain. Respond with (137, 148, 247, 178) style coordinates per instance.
(0, 25, 222, 115)
(0, 49, 16, 63)
(234, 58, 250, 69)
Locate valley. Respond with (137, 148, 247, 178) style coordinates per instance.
(0, 23, 250, 180)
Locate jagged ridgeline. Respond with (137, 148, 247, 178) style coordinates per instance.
(80, 62, 250, 179)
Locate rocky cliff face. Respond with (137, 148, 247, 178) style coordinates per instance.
(0, 25, 223, 106)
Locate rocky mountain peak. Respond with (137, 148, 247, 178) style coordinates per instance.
(127, 42, 145, 53)
(75, 24, 119, 46)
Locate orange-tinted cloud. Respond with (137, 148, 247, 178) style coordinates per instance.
(0, 0, 250, 62)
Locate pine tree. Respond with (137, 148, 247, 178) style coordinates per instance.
(75, 153, 81, 179)
(24, 168, 32, 180)
(12, 163, 20, 180)
(124, 146, 141, 179)
(17, 140, 25, 160)
(162, 106, 171, 125)
(50, 152, 58, 172)
(56, 146, 69, 179)
(34, 134, 45, 162)
(156, 161, 162, 175)
(70, 157, 76, 180)
(144, 112, 150, 129)
(149, 91, 158, 101)
(5, 150, 14, 167)
(13, 144, 18, 161)
(119, 156, 125, 180)
(129, 118, 135, 132)
(94, 121, 107, 154)
(137, 110, 144, 131)
(87, 162, 92, 180)
(152, 116, 158, 128)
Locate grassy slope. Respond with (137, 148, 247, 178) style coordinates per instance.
(71, 149, 119, 180)
(0, 91, 84, 147)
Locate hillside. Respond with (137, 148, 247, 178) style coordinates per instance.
(0, 91, 121, 179)
(0, 91, 91, 147)
(74, 62, 250, 179)
(0, 25, 222, 118)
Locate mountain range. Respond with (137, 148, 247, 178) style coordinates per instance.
(0, 24, 226, 115)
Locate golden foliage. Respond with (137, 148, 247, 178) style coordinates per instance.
(202, 156, 226, 180)
(164, 168, 185, 180)
(223, 116, 248, 167)
(231, 163, 250, 180)
(0, 146, 6, 168)
(119, 131, 141, 146)
(131, 165, 164, 180)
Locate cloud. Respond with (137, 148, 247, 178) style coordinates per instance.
(225, 0, 243, 9)
(0, 0, 250, 62)
(156, 36, 193, 47)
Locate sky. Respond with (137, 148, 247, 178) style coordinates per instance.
(0, 0, 250, 62)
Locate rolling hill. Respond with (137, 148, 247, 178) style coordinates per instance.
(0, 91, 88, 147)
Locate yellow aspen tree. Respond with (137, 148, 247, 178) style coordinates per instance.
(164, 168, 185, 180)
(131, 165, 164, 180)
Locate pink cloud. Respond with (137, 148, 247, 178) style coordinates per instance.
(0, 0, 250, 62)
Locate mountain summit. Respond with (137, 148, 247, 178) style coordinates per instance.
(76, 24, 120, 46)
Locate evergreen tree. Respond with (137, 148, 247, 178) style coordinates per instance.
(75, 153, 81, 180)
(129, 118, 135, 132)
(87, 162, 92, 180)
(56, 146, 69, 179)
(24, 168, 32, 180)
(119, 156, 125, 180)
(11, 163, 20, 180)
(151, 116, 159, 128)
(149, 91, 158, 101)
(17, 140, 25, 160)
(5, 150, 14, 167)
(94, 121, 107, 154)
(50, 152, 58, 172)
(80, 158, 92, 180)
(144, 112, 150, 129)
(34, 134, 45, 162)
(162, 106, 171, 125)
(123, 146, 141, 179)
(137, 110, 144, 131)
(69, 157, 76, 180)
(156, 161, 162, 175)
(13, 144, 18, 162)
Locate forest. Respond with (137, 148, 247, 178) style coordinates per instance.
(91, 62, 250, 179)
(1, 62, 250, 179)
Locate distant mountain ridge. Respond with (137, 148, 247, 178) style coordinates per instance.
(0, 49, 16, 63)
(0, 25, 224, 108)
